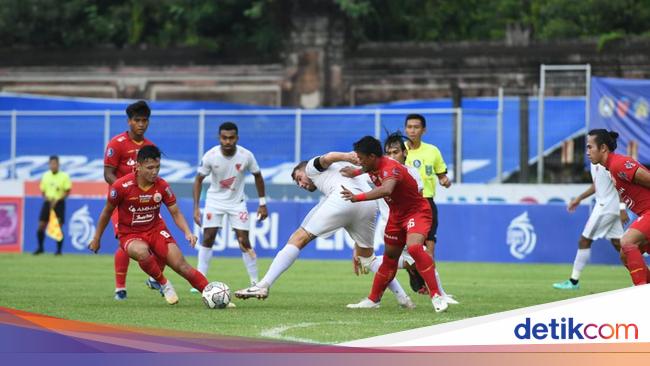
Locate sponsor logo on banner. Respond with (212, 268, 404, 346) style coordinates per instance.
(0, 203, 19, 244)
(506, 211, 537, 260)
(634, 98, 649, 120)
(599, 96, 615, 118)
(616, 97, 631, 118)
(514, 317, 638, 341)
(69, 205, 96, 250)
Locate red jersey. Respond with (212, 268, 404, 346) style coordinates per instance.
(108, 173, 176, 236)
(104, 131, 155, 179)
(367, 156, 430, 220)
(604, 152, 650, 215)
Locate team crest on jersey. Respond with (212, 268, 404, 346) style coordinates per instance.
(235, 163, 242, 171)
(618, 171, 629, 181)
(413, 159, 421, 168)
(624, 161, 636, 169)
(425, 165, 433, 176)
(153, 192, 162, 203)
(206, 213, 213, 220)
(106, 148, 114, 157)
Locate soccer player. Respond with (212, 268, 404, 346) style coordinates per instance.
(34, 155, 71, 256)
(234, 151, 415, 309)
(104, 100, 160, 300)
(403, 114, 454, 302)
(586, 129, 650, 286)
(88, 145, 209, 305)
(341, 136, 448, 312)
(552, 161, 628, 290)
(192, 122, 268, 288)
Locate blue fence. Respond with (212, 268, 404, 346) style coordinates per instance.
(23, 197, 622, 265)
(1, 93, 586, 183)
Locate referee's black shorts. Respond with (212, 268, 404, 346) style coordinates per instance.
(426, 197, 438, 243)
(39, 200, 65, 225)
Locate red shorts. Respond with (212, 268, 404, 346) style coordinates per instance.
(630, 213, 650, 243)
(118, 223, 176, 260)
(384, 209, 432, 247)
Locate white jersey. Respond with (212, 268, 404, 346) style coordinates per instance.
(591, 163, 619, 215)
(305, 158, 371, 196)
(198, 145, 260, 209)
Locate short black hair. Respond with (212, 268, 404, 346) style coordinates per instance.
(384, 131, 409, 153)
(353, 136, 383, 157)
(219, 122, 238, 134)
(291, 161, 308, 180)
(405, 114, 426, 128)
(137, 145, 162, 162)
(49, 155, 59, 162)
(126, 100, 151, 119)
(588, 129, 619, 151)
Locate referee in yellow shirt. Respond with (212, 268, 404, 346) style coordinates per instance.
(35, 155, 71, 255)
(404, 114, 457, 304)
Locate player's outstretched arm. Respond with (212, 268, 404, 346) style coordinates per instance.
(568, 184, 595, 212)
(341, 179, 396, 202)
(253, 172, 268, 221)
(168, 203, 198, 247)
(192, 173, 207, 225)
(88, 201, 115, 253)
(633, 168, 650, 190)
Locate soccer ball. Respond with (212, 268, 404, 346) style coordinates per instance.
(202, 281, 231, 309)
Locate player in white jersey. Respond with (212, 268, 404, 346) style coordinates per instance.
(192, 122, 268, 288)
(234, 151, 415, 309)
(553, 162, 629, 290)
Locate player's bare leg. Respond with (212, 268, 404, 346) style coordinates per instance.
(126, 240, 177, 304)
(620, 229, 649, 286)
(235, 228, 314, 300)
(236, 229, 258, 285)
(355, 245, 414, 309)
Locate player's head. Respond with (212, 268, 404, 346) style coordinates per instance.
(126, 100, 151, 138)
(384, 131, 408, 164)
(136, 145, 161, 182)
(587, 129, 619, 164)
(48, 155, 59, 173)
(291, 161, 317, 192)
(219, 122, 239, 155)
(404, 114, 426, 143)
(353, 136, 383, 171)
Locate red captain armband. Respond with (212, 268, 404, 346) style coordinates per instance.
(354, 193, 367, 201)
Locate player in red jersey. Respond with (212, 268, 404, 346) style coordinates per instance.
(340, 136, 448, 312)
(587, 129, 650, 285)
(104, 101, 160, 300)
(89, 145, 209, 305)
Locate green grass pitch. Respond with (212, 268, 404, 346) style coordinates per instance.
(0, 253, 630, 344)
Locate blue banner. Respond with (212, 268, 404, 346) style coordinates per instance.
(590, 76, 650, 164)
(23, 197, 623, 265)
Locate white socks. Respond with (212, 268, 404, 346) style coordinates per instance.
(435, 269, 448, 297)
(369, 256, 408, 299)
(242, 251, 259, 285)
(258, 245, 301, 289)
(571, 248, 591, 281)
(197, 245, 213, 276)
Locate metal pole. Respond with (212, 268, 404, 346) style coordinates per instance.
(455, 108, 463, 183)
(10, 110, 16, 179)
(537, 65, 546, 183)
(103, 110, 110, 153)
(585, 64, 592, 133)
(496, 87, 504, 183)
(374, 109, 381, 139)
(294, 109, 302, 162)
(198, 109, 205, 163)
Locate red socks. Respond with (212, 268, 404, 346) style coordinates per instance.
(181, 268, 209, 292)
(368, 255, 398, 302)
(137, 255, 167, 285)
(114, 247, 130, 289)
(622, 245, 648, 286)
(407, 244, 441, 297)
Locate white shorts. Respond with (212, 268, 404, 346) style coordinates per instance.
(582, 205, 624, 240)
(203, 201, 249, 231)
(301, 195, 376, 249)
